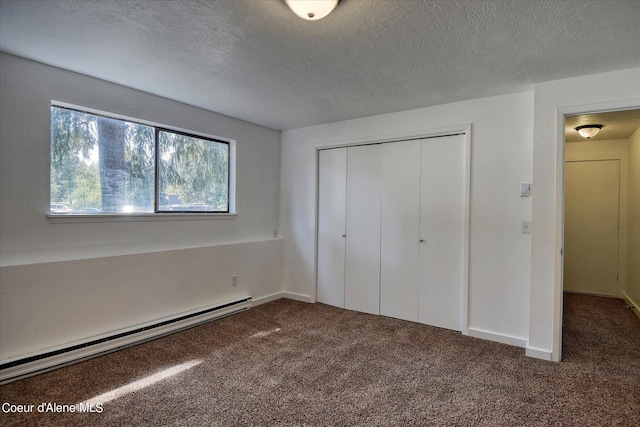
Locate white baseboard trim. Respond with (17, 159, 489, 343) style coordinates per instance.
(0, 296, 251, 384)
(251, 292, 286, 306)
(465, 327, 527, 348)
(281, 291, 313, 303)
(525, 346, 553, 361)
(622, 292, 640, 321)
(252, 291, 313, 305)
(564, 289, 618, 298)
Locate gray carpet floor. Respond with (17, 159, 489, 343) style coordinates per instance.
(1, 293, 639, 426)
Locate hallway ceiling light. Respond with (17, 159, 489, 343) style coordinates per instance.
(285, 0, 339, 20)
(575, 124, 603, 139)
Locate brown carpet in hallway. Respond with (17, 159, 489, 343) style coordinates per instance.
(1, 293, 639, 426)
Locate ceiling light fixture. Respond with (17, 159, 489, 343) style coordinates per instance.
(575, 124, 603, 139)
(285, 0, 339, 20)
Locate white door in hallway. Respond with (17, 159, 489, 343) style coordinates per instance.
(564, 160, 620, 297)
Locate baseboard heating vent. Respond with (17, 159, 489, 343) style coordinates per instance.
(0, 296, 252, 384)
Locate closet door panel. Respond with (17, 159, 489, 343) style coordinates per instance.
(380, 140, 421, 322)
(317, 148, 347, 308)
(345, 144, 381, 315)
(419, 135, 466, 330)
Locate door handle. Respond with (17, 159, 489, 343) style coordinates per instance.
(420, 239, 425, 243)
(342, 234, 346, 238)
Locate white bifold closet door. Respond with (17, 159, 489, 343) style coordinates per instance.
(380, 140, 421, 322)
(318, 134, 466, 331)
(344, 144, 381, 314)
(379, 135, 465, 329)
(317, 145, 381, 315)
(419, 135, 465, 331)
(317, 148, 347, 308)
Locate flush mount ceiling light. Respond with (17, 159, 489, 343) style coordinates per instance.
(575, 124, 603, 139)
(285, 0, 339, 20)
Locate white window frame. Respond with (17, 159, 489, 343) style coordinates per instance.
(48, 101, 236, 223)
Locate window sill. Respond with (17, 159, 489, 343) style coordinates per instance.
(48, 213, 238, 224)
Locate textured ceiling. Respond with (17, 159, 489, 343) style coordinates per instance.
(1, 0, 639, 130)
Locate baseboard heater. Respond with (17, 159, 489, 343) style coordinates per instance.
(0, 296, 252, 384)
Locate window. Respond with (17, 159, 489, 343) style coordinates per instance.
(50, 105, 230, 215)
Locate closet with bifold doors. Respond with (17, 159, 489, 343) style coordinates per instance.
(317, 133, 468, 332)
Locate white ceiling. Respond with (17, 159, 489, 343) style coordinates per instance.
(1, 0, 639, 130)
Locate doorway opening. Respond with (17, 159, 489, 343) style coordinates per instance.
(561, 108, 640, 360)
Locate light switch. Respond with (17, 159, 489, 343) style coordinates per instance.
(522, 220, 532, 234)
(520, 183, 532, 197)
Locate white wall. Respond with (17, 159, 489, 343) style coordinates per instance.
(1, 241, 282, 360)
(529, 68, 640, 361)
(0, 53, 283, 360)
(0, 53, 281, 265)
(280, 92, 534, 346)
(627, 126, 640, 314)
(565, 138, 628, 158)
